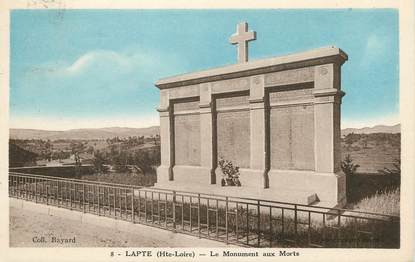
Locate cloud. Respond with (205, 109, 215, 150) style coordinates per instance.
(65, 50, 131, 74)
(358, 33, 391, 68)
(366, 34, 383, 53)
(24, 47, 187, 89)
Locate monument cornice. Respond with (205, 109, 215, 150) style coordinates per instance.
(248, 98, 265, 104)
(155, 46, 348, 89)
(313, 88, 345, 97)
(156, 106, 169, 113)
(199, 102, 212, 108)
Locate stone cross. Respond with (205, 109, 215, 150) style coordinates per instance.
(229, 22, 256, 63)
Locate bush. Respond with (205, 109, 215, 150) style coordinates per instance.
(218, 157, 241, 186)
(341, 154, 360, 176)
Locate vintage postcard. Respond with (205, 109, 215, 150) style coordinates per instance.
(0, 1, 413, 261)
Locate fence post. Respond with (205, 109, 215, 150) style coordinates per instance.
(198, 193, 201, 239)
(308, 211, 311, 247)
(235, 202, 238, 242)
(337, 209, 341, 247)
(34, 179, 37, 203)
(181, 195, 184, 230)
(131, 188, 135, 223)
(246, 203, 249, 245)
(257, 200, 261, 247)
(225, 197, 229, 245)
(151, 191, 154, 224)
(137, 190, 141, 221)
(190, 197, 193, 232)
(216, 199, 219, 238)
(46, 185, 49, 206)
(281, 208, 285, 243)
(322, 213, 326, 247)
(144, 191, 147, 222)
(172, 191, 176, 232)
(82, 184, 85, 213)
(114, 188, 117, 218)
(294, 204, 298, 246)
(97, 186, 100, 216)
(56, 181, 59, 206)
(269, 206, 272, 247)
(207, 199, 210, 237)
(165, 193, 168, 228)
(69, 183, 72, 210)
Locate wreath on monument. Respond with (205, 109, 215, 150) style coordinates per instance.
(218, 157, 241, 187)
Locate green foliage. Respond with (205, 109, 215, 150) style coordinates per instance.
(101, 145, 161, 173)
(342, 133, 401, 148)
(50, 150, 70, 160)
(70, 141, 85, 154)
(8, 143, 38, 167)
(341, 154, 360, 176)
(344, 132, 359, 146)
(92, 150, 108, 173)
(106, 136, 146, 148)
(9, 139, 52, 160)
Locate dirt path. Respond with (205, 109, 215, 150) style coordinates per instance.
(9, 207, 228, 247)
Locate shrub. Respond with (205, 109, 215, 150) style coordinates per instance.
(341, 154, 360, 176)
(218, 157, 241, 186)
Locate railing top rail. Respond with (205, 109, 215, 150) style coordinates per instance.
(9, 171, 400, 220)
(9, 172, 144, 190)
(9, 165, 93, 169)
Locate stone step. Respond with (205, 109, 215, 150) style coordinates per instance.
(152, 182, 318, 206)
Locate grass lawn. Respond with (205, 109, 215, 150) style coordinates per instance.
(346, 173, 400, 216)
(80, 170, 157, 187)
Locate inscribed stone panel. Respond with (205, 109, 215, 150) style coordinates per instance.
(216, 94, 249, 109)
(269, 84, 314, 104)
(174, 114, 201, 166)
(216, 110, 250, 168)
(270, 104, 314, 170)
(265, 67, 314, 87)
(173, 100, 200, 112)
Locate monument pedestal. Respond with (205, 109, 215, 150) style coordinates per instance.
(156, 167, 346, 207)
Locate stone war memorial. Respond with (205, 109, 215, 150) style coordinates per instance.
(155, 22, 348, 207)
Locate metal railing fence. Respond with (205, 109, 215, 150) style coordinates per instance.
(9, 172, 399, 248)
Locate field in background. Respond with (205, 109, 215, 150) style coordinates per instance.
(341, 133, 400, 174)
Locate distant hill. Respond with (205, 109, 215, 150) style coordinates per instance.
(10, 123, 400, 140)
(10, 126, 160, 140)
(341, 124, 400, 136)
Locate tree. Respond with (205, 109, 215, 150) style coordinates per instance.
(341, 154, 360, 176)
(70, 141, 85, 154)
(93, 150, 108, 173)
(74, 152, 82, 178)
(86, 146, 94, 154)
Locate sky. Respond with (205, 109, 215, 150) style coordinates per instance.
(10, 9, 399, 130)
